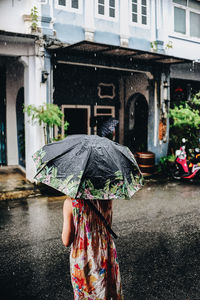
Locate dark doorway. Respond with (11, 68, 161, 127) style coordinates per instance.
(16, 87, 25, 167)
(0, 66, 6, 165)
(125, 93, 148, 153)
(63, 107, 89, 135)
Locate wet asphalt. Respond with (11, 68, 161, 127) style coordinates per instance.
(0, 180, 200, 300)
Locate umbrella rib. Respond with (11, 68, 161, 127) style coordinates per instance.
(43, 142, 81, 164)
(104, 145, 124, 173)
(75, 145, 93, 197)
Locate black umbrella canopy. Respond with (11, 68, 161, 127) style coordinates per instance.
(33, 135, 143, 200)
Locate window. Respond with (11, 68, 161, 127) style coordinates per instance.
(72, 0, 78, 9)
(96, 0, 118, 20)
(130, 0, 149, 26)
(173, 0, 200, 39)
(58, 0, 66, 6)
(56, 0, 82, 13)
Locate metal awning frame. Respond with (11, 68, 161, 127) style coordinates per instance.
(49, 40, 192, 76)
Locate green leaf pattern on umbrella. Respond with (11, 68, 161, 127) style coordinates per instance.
(32, 135, 144, 200)
(34, 159, 142, 200)
(34, 164, 83, 198)
(32, 148, 46, 170)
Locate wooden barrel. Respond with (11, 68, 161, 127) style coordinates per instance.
(135, 151, 155, 176)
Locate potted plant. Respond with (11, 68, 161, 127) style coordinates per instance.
(23, 103, 69, 144)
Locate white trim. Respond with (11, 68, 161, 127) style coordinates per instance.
(172, 0, 200, 41)
(129, 0, 150, 29)
(95, 0, 119, 22)
(94, 105, 115, 136)
(61, 104, 91, 137)
(94, 105, 115, 116)
(97, 83, 116, 99)
(55, 0, 83, 14)
(156, 0, 161, 29)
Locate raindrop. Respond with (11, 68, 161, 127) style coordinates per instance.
(130, 57, 132, 61)
(55, 65, 57, 69)
(8, 206, 10, 211)
(131, 72, 133, 76)
(94, 53, 97, 57)
(131, 86, 133, 90)
(4, 42, 7, 46)
(13, 272, 15, 276)
(95, 67, 97, 71)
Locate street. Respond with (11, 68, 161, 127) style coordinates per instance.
(0, 180, 200, 300)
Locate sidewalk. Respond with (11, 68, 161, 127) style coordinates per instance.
(0, 166, 66, 201)
(0, 166, 40, 201)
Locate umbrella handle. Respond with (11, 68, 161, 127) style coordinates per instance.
(85, 200, 118, 239)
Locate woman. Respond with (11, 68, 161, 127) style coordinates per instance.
(62, 198, 123, 300)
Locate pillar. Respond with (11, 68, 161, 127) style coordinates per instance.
(119, 0, 129, 47)
(20, 53, 46, 181)
(84, 0, 95, 41)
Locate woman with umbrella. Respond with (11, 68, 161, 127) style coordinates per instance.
(33, 134, 143, 299)
(62, 196, 122, 299)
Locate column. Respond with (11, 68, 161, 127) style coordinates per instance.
(119, 0, 129, 47)
(84, 0, 95, 41)
(20, 53, 46, 181)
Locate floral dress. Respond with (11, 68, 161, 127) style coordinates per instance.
(70, 199, 123, 300)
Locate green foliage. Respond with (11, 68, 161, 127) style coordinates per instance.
(31, 6, 38, 31)
(150, 41, 158, 50)
(24, 103, 68, 129)
(169, 92, 200, 151)
(24, 103, 69, 143)
(157, 154, 176, 176)
(150, 40, 173, 51)
(165, 41, 173, 49)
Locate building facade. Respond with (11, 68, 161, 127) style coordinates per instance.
(0, 0, 200, 180)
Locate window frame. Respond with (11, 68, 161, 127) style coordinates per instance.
(172, 0, 200, 41)
(129, 0, 150, 28)
(95, 0, 119, 22)
(55, 0, 83, 14)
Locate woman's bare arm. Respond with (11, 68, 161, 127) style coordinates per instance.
(62, 198, 74, 247)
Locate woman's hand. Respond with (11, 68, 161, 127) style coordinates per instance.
(62, 198, 74, 247)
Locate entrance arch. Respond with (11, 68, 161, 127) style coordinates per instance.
(16, 87, 25, 167)
(124, 93, 148, 153)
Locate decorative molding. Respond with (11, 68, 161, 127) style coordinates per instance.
(97, 83, 116, 99)
(85, 28, 94, 42)
(120, 35, 129, 47)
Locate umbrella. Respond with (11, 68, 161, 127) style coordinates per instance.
(33, 134, 143, 200)
(98, 117, 119, 138)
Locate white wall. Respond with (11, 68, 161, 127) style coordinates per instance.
(0, 0, 41, 34)
(20, 52, 46, 181)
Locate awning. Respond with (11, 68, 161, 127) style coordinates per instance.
(49, 40, 191, 74)
(0, 30, 38, 42)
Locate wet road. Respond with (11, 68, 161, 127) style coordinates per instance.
(0, 180, 200, 300)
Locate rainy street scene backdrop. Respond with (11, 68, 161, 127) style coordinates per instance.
(1, 0, 200, 299)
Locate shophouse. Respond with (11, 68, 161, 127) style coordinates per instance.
(0, 0, 199, 180)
